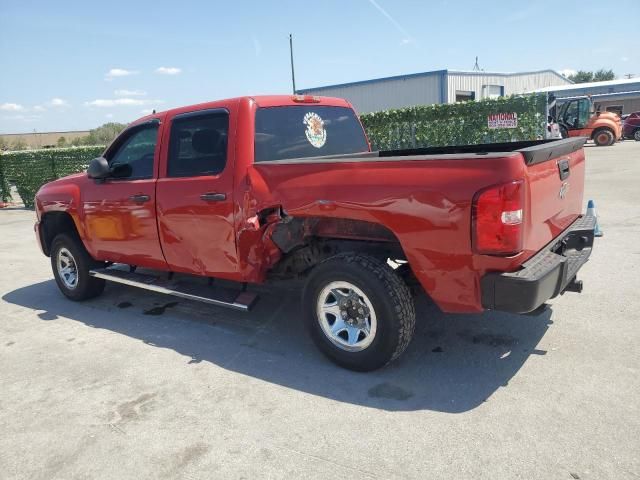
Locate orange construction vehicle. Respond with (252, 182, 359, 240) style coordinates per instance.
(557, 96, 623, 146)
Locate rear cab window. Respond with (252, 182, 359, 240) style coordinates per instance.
(254, 106, 368, 162)
(167, 109, 229, 177)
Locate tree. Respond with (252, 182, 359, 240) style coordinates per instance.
(56, 136, 67, 148)
(70, 136, 84, 146)
(10, 139, 28, 151)
(567, 71, 593, 83)
(593, 69, 615, 82)
(567, 69, 616, 83)
(83, 122, 127, 145)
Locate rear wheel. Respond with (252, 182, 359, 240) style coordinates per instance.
(303, 253, 415, 371)
(51, 233, 105, 301)
(593, 128, 615, 146)
(634, 129, 640, 141)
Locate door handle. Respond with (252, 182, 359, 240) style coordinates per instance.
(200, 192, 226, 202)
(129, 194, 150, 203)
(557, 158, 570, 181)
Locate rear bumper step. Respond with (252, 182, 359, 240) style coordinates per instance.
(89, 266, 258, 312)
(481, 214, 596, 313)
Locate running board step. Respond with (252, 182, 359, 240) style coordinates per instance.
(89, 267, 258, 312)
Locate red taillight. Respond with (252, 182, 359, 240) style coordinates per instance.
(472, 180, 525, 255)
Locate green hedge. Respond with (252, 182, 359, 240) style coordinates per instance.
(360, 94, 547, 151)
(0, 146, 105, 208)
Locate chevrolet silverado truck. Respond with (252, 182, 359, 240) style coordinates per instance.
(34, 95, 596, 371)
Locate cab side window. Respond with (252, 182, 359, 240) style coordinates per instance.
(107, 124, 159, 179)
(564, 101, 579, 127)
(167, 110, 229, 177)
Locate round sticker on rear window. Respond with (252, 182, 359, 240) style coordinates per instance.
(303, 112, 327, 148)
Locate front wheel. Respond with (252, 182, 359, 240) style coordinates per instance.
(303, 253, 416, 371)
(634, 129, 640, 142)
(593, 128, 615, 146)
(51, 233, 105, 301)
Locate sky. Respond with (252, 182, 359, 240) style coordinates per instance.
(1, 0, 638, 133)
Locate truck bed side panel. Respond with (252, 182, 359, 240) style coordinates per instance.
(247, 155, 532, 313)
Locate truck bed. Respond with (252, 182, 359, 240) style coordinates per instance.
(257, 137, 586, 166)
(251, 137, 587, 312)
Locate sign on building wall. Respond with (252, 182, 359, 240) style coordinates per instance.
(488, 112, 518, 129)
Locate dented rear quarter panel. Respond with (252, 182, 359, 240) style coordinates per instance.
(244, 154, 536, 313)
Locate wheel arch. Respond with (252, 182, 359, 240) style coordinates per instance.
(267, 215, 408, 277)
(39, 211, 82, 257)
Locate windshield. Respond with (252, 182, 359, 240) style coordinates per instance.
(254, 106, 369, 162)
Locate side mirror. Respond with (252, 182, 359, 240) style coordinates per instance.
(87, 157, 109, 179)
(109, 162, 132, 178)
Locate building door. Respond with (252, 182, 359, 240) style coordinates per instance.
(455, 90, 475, 102)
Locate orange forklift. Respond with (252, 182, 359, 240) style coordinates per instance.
(557, 95, 623, 146)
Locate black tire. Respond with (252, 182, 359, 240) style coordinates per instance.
(634, 129, 640, 142)
(50, 233, 105, 301)
(303, 253, 415, 371)
(593, 128, 615, 146)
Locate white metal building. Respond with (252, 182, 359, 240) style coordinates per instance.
(531, 78, 640, 116)
(297, 69, 571, 114)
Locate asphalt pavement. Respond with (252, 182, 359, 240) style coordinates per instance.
(1, 141, 639, 479)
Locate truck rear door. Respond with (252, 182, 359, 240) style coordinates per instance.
(155, 106, 239, 279)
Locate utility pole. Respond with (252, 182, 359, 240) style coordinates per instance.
(289, 34, 297, 94)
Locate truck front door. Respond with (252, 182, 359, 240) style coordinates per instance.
(82, 120, 168, 270)
(155, 108, 239, 279)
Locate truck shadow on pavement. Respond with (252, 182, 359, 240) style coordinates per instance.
(3, 279, 553, 413)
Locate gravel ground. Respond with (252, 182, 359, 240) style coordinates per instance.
(1, 141, 639, 479)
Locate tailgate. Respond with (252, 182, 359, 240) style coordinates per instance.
(518, 138, 587, 255)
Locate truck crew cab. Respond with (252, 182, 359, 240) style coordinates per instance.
(35, 95, 596, 371)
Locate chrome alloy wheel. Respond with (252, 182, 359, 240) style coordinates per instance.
(316, 281, 377, 352)
(57, 247, 78, 289)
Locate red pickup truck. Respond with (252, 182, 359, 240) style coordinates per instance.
(34, 95, 596, 371)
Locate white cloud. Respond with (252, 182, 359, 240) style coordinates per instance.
(559, 68, 577, 78)
(0, 103, 25, 112)
(621, 56, 629, 62)
(49, 98, 69, 107)
(85, 98, 163, 108)
(105, 68, 139, 80)
(155, 66, 181, 75)
(33, 105, 46, 112)
(86, 98, 144, 107)
(140, 108, 154, 115)
(114, 89, 147, 97)
(105, 113, 114, 119)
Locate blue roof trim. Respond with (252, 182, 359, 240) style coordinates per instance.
(449, 69, 569, 81)
(298, 69, 448, 93)
(298, 69, 570, 93)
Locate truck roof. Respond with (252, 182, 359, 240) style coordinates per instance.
(135, 95, 354, 125)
